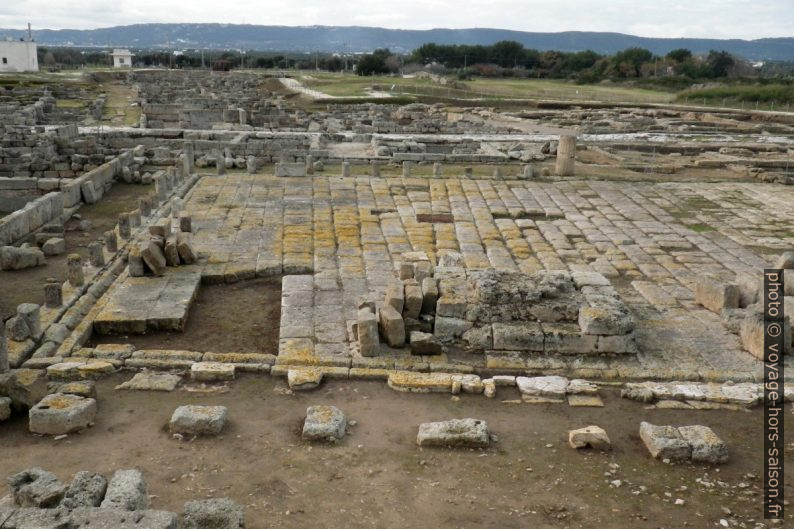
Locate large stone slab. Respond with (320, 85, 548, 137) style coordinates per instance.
(100, 469, 149, 511)
(93, 269, 201, 334)
(639, 422, 692, 463)
(416, 418, 490, 448)
(115, 372, 181, 391)
(28, 393, 97, 435)
(182, 498, 244, 529)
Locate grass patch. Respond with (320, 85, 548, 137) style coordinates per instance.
(688, 223, 715, 233)
(677, 83, 794, 107)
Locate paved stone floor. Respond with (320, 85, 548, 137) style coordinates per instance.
(170, 171, 794, 382)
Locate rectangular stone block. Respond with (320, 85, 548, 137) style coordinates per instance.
(492, 322, 544, 351)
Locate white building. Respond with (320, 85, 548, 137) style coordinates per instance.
(111, 49, 134, 68)
(0, 37, 39, 73)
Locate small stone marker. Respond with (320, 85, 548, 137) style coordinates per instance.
(67, 254, 84, 287)
(88, 241, 105, 267)
(169, 405, 228, 436)
(190, 362, 235, 382)
(302, 405, 347, 442)
(104, 230, 118, 253)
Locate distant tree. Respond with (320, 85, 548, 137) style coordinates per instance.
(611, 47, 654, 77)
(705, 50, 735, 78)
(666, 48, 692, 63)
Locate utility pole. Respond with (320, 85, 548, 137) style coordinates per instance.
(201, 49, 205, 69)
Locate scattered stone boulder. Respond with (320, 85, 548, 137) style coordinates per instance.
(0, 246, 46, 271)
(28, 393, 97, 435)
(182, 498, 245, 529)
(115, 372, 181, 392)
(678, 425, 729, 464)
(7, 468, 66, 508)
(302, 405, 347, 442)
(100, 469, 149, 511)
(639, 422, 726, 464)
(287, 367, 323, 391)
(0, 369, 49, 409)
(169, 405, 228, 436)
(378, 305, 405, 347)
(774, 251, 794, 269)
(41, 238, 66, 257)
(568, 425, 611, 450)
(416, 418, 490, 448)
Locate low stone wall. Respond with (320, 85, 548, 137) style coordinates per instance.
(0, 149, 136, 245)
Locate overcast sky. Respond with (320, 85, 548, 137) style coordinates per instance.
(2, 0, 792, 40)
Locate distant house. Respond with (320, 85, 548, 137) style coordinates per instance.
(0, 37, 39, 73)
(111, 49, 134, 68)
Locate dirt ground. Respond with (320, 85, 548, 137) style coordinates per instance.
(89, 278, 282, 354)
(0, 183, 152, 320)
(0, 374, 791, 528)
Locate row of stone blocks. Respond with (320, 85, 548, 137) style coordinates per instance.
(2, 467, 244, 528)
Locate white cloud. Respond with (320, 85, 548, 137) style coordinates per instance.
(1, 0, 792, 40)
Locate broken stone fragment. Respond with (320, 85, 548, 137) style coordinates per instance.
(7, 467, 66, 508)
(140, 240, 167, 276)
(378, 305, 405, 347)
(384, 283, 404, 313)
(287, 367, 323, 390)
(569, 425, 611, 450)
(409, 331, 442, 355)
(402, 280, 423, 319)
(678, 425, 728, 464)
(175, 232, 197, 264)
(61, 471, 108, 509)
(639, 422, 692, 463)
(694, 276, 740, 313)
(302, 405, 347, 442)
(163, 235, 181, 266)
(6, 315, 31, 342)
(416, 418, 490, 448)
(420, 277, 438, 314)
(357, 308, 379, 357)
(183, 498, 245, 529)
(115, 372, 181, 392)
(169, 405, 228, 436)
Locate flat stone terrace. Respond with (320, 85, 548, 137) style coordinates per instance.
(180, 171, 794, 382)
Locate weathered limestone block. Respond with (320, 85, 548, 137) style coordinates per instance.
(555, 135, 576, 176)
(462, 325, 493, 350)
(287, 367, 323, 391)
(164, 236, 181, 267)
(639, 422, 692, 462)
(0, 369, 48, 409)
(117, 213, 131, 239)
(678, 425, 728, 464)
(128, 246, 145, 277)
(139, 197, 152, 217)
(492, 322, 544, 351)
(437, 250, 464, 268)
(190, 362, 235, 382)
(100, 469, 149, 511)
(7, 468, 66, 508)
(175, 232, 197, 264)
(0, 321, 8, 372)
(183, 498, 245, 529)
(421, 277, 438, 314)
(774, 251, 794, 269)
(403, 280, 423, 319)
(69, 507, 179, 528)
(409, 331, 442, 355)
(179, 214, 192, 233)
(569, 425, 611, 450)
(0, 246, 46, 271)
(115, 372, 181, 392)
(169, 405, 228, 436)
(104, 230, 118, 253)
(384, 284, 404, 313)
(357, 308, 379, 357)
(695, 276, 740, 313)
(378, 305, 405, 347)
(578, 302, 633, 336)
(436, 295, 466, 319)
(416, 418, 490, 448)
(140, 240, 167, 276)
(302, 405, 347, 442)
(516, 376, 568, 397)
(17, 303, 41, 339)
(61, 471, 108, 509)
(29, 393, 97, 435)
(41, 238, 65, 256)
(433, 317, 472, 342)
(542, 323, 598, 354)
(741, 311, 791, 359)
